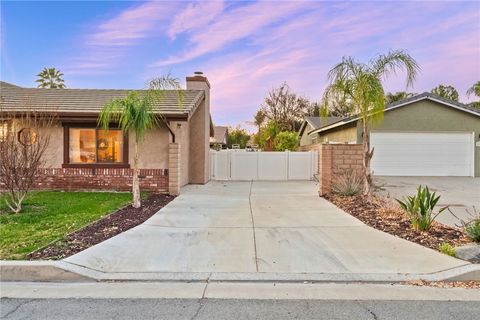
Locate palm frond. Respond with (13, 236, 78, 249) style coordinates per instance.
(370, 49, 420, 88)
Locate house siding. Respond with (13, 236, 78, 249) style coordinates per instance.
(318, 124, 357, 144)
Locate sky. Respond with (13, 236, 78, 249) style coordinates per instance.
(1, 0, 479, 130)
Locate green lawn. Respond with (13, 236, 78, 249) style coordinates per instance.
(0, 191, 132, 260)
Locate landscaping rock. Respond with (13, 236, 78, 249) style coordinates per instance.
(455, 244, 480, 263)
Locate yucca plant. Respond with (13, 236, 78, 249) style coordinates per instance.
(396, 186, 448, 231)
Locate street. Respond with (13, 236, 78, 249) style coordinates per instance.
(2, 298, 480, 320)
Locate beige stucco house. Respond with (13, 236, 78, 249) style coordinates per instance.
(299, 93, 480, 177)
(0, 72, 214, 195)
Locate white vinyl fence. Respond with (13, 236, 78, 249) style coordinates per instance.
(210, 150, 318, 181)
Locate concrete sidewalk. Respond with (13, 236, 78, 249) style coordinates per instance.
(63, 181, 468, 276)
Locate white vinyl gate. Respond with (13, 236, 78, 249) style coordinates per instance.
(210, 150, 318, 181)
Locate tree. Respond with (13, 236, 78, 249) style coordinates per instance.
(98, 75, 182, 208)
(257, 120, 280, 150)
(227, 126, 250, 149)
(320, 90, 352, 117)
(323, 49, 419, 195)
(260, 83, 313, 131)
(466, 81, 480, 98)
(385, 91, 415, 104)
(253, 110, 267, 132)
(0, 111, 55, 213)
(431, 84, 459, 102)
(466, 81, 480, 109)
(274, 131, 299, 151)
(36, 67, 66, 88)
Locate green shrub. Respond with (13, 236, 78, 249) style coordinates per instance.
(450, 207, 480, 242)
(439, 242, 456, 257)
(331, 170, 364, 196)
(274, 131, 299, 151)
(396, 185, 448, 231)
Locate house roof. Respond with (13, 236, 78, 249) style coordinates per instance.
(210, 126, 228, 144)
(0, 81, 205, 116)
(308, 92, 480, 136)
(298, 116, 343, 136)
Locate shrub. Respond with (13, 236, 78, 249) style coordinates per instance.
(439, 242, 456, 257)
(396, 185, 448, 231)
(450, 207, 480, 242)
(274, 131, 299, 151)
(331, 169, 364, 196)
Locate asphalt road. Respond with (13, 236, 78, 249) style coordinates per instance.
(2, 298, 480, 320)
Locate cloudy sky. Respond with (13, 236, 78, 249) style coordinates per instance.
(1, 0, 479, 128)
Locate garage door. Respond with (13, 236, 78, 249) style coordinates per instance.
(370, 132, 473, 176)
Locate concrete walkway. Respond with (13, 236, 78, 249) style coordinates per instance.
(65, 181, 467, 275)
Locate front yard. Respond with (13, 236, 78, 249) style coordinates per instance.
(0, 191, 132, 260)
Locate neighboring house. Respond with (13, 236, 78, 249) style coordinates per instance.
(299, 93, 480, 177)
(0, 73, 214, 194)
(210, 126, 228, 149)
(299, 116, 342, 145)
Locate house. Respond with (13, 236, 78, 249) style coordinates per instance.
(298, 116, 342, 145)
(299, 93, 480, 177)
(210, 126, 228, 149)
(0, 72, 214, 195)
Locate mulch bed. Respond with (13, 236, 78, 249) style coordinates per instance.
(28, 193, 175, 260)
(405, 280, 480, 289)
(323, 194, 472, 251)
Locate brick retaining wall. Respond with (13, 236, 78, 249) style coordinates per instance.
(0, 167, 169, 192)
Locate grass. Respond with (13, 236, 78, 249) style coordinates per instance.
(439, 242, 456, 257)
(0, 191, 132, 260)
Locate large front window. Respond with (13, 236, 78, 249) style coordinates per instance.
(69, 128, 124, 164)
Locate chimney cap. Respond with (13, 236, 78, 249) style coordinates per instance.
(194, 71, 204, 75)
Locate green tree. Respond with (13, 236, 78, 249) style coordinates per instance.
(36, 67, 66, 88)
(98, 75, 182, 208)
(323, 49, 420, 195)
(257, 121, 280, 150)
(227, 126, 250, 149)
(431, 84, 459, 102)
(466, 81, 480, 109)
(253, 110, 267, 132)
(385, 91, 415, 104)
(274, 131, 299, 151)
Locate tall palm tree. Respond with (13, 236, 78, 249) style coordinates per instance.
(98, 75, 182, 208)
(385, 91, 415, 104)
(466, 81, 480, 98)
(36, 67, 66, 88)
(322, 50, 420, 195)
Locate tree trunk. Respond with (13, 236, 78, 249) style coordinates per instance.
(132, 142, 141, 208)
(362, 119, 374, 196)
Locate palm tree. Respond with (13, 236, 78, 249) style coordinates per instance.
(322, 50, 420, 195)
(36, 67, 66, 88)
(385, 91, 415, 104)
(253, 110, 266, 132)
(467, 81, 480, 98)
(98, 75, 182, 208)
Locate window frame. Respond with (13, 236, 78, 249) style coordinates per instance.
(63, 123, 129, 168)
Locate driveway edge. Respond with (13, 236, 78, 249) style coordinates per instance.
(1, 260, 478, 283)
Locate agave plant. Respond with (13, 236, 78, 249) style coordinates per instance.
(396, 186, 448, 231)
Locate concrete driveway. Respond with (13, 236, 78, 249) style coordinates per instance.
(375, 176, 480, 227)
(65, 181, 467, 275)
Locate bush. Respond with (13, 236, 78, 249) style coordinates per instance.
(439, 242, 456, 257)
(331, 170, 364, 196)
(450, 207, 480, 242)
(396, 185, 448, 231)
(274, 131, 299, 151)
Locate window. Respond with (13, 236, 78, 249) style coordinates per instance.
(68, 128, 125, 164)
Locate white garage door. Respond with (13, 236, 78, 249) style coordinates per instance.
(371, 132, 473, 176)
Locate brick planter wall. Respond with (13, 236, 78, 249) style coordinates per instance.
(0, 168, 169, 192)
(300, 143, 363, 195)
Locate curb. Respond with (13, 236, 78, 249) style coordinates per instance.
(1, 260, 479, 283)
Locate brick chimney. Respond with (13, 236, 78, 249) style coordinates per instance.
(186, 72, 211, 184)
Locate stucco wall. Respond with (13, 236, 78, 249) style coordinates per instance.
(356, 100, 480, 176)
(129, 126, 170, 169)
(172, 120, 190, 187)
(40, 123, 64, 167)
